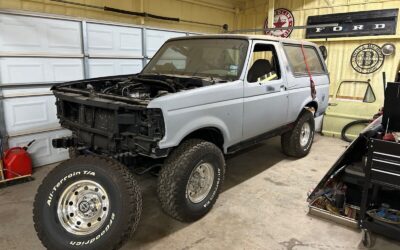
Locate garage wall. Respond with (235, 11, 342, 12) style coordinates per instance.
(0, 10, 194, 166)
(0, 0, 237, 34)
(238, 0, 400, 137)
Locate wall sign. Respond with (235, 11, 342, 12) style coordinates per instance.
(306, 9, 398, 38)
(351, 44, 384, 74)
(264, 8, 294, 38)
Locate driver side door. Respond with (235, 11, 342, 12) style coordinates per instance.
(243, 41, 289, 140)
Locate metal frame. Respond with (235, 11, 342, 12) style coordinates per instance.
(0, 85, 7, 151)
(142, 28, 148, 68)
(81, 20, 90, 79)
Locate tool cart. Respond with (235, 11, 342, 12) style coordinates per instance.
(360, 139, 400, 247)
(359, 81, 400, 247)
(308, 82, 400, 248)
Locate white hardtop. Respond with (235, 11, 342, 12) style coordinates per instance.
(168, 34, 317, 47)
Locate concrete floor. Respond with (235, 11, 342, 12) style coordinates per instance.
(1, 135, 399, 250)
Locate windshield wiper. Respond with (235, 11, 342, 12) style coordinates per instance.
(191, 75, 229, 84)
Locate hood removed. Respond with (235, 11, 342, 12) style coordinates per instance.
(53, 74, 222, 105)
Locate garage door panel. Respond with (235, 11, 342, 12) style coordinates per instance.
(89, 59, 142, 78)
(0, 20, 39, 48)
(48, 25, 81, 50)
(51, 61, 84, 81)
(0, 58, 84, 84)
(87, 23, 142, 57)
(2, 60, 45, 83)
(0, 14, 82, 54)
(3, 95, 59, 135)
(146, 29, 186, 57)
(2, 87, 51, 98)
(8, 129, 71, 167)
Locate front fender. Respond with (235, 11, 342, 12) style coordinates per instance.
(158, 114, 232, 153)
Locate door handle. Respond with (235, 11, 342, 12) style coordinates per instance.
(266, 86, 275, 92)
(280, 85, 287, 91)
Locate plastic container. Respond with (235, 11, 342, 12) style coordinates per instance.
(3, 147, 32, 179)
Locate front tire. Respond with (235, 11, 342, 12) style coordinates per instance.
(157, 139, 225, 222)
(33, 155, 142, 250)
(281, 110, 315, 158)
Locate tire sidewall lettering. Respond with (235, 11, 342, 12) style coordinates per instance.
(44, 169, 116, 247)
(69, 213, 115, 246)
(204, 167, 221, 208)
(34, 156, 142, 250)
(186, 157, 222, 209)
(47, 170, 96, 207)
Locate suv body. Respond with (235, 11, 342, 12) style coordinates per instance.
(149, 35, 329, 153)
(35, 34, 330, 250)
(52, 34, 329, 157)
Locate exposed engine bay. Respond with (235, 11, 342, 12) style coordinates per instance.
(53, 74, 222, 105)
(51, 73, 225, 158)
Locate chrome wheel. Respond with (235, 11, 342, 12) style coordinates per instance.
(57, 180, 109, 235)
(186, 162, 215, 204)
(300, 122, 311, 147)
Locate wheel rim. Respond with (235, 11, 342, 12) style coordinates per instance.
(186, 162, 215, 204)
(300, 122, 312, 147)
(57, 180, 109, 235)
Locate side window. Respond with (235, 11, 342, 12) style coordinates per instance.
(336, 81, 376, 103)
(283, 45, 326, 75)
(247, 44, 281, 83)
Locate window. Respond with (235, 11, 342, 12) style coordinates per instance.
(143, 39, 249, 80)
(154, 47, 187, 71)
(247, 44, 281, 83)
(336, 81, 376, 103)
(283, 45, 326, 75)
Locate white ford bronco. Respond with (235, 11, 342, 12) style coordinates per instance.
(33, 34, 329, 250)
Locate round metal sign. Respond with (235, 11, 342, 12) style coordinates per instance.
(264, 8, 295, 38)
(351, 43, 384, 74)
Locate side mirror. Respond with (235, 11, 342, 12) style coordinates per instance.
(319, 45, 328, 60)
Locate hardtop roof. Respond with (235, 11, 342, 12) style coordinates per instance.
(168, 34, 317, 47)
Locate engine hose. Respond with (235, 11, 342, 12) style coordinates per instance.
(131, 77, 176, 93)
(341, 119, 371, 142)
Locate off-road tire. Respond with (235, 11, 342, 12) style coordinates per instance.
(33, 155, 142, 250)
(157, 139, 225, 222)
(281, 110, 315, 158)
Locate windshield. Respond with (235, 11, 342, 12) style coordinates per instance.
(142, 39, 249, 80)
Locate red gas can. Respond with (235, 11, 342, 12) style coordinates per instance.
(3, 147, 32, 179)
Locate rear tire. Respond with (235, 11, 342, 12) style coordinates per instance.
(281, 110, 315, 158)
(33, 155, 142, 250)
(157, 139, 225, 222)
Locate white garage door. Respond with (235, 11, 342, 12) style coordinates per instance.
(0, 11, 193, 167)
(0, 13, 82, 166)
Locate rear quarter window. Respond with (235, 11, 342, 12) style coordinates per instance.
(283, 45, 326, 75)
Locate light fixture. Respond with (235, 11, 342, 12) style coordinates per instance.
(381, 43, 396, 56)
